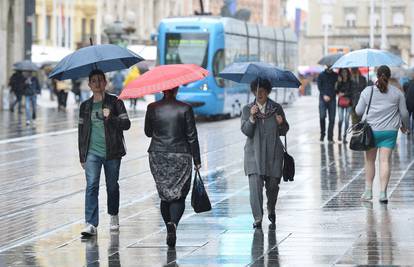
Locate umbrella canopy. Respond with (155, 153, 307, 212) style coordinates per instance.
(118, 64, 208, 100)
(13, 60, 39, 72)
(218, 62, 301, 88)
(318, 53, 344, 66)
(332, 49, 405, 68)
(48, 44, 144, 80)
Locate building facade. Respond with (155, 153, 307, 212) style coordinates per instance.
(0, 0, 25, 110)
(33, 0, 97, 49)
(300, 0, 413, 66)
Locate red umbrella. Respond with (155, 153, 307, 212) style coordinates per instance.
(118, 64, 208, 99)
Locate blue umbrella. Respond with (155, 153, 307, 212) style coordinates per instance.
(332, 48, 405, 68)
(218, 62, 301, 88)
(48, 44, 144, 80)
(13, 60, 39, 72)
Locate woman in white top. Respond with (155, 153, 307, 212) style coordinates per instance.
(355, 65, 409, 203)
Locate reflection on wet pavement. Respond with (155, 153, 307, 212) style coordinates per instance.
(1, 96, 414, 266)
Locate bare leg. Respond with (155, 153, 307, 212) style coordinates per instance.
(365, 148, 378, 190)
(378, 147, 392, 193)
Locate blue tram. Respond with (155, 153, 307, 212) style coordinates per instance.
(156, 16, 298, 117)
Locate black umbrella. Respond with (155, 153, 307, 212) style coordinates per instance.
(13, 60, 39, 72)
(318, 53, 344, 66)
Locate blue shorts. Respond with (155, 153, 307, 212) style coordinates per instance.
(372, 130, 398, 149)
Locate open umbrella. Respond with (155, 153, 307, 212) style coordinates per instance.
(48, 44, 144, 80)
(13, 60, 39, 72)
(218, 62, 301, 88)
(118, 64, 208, 99)
(332, 49, 405, 68)
(318, 53, 344, 66)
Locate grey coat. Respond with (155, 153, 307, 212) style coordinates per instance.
(241, 99, 289, 177)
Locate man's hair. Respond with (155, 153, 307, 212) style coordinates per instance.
(88, 69, 106, 81)
(250, 78, 272, 94)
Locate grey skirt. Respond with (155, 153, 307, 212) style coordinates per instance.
(149, 152, 192, 202)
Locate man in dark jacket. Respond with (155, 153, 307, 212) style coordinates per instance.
(317, 66, 338, 142)
(23, 72, 41, 125)
(8, 70, 25, 113)
(78, 69, 131, 237)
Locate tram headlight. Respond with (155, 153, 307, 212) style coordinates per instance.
(200, 83, 208, 91)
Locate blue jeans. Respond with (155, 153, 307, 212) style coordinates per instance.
(338, 106, 352, 137)
(85, 153, 121, 227)
(319, 97, 336, 140)
(25, 95, 37, 121)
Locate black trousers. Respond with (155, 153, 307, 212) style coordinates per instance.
(160, 178, 191, 226)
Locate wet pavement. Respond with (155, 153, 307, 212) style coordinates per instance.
(1, 94, 414, 266)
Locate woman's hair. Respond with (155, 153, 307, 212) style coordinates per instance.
(339, 68, 350, 81)
(250, 78, 272, 94)
(376, 65, 391, 93)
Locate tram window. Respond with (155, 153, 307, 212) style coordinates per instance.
(213, 49, 225, 87)
(165, 33, 209, 68)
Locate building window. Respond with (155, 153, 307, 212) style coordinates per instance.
(90, 19, 95, 36)
(82, 18, 87, 41)
(392, 7, 405, 26)
(322, 13, 333, 29)
(345, 13, 356, 27)
(46, 15, 51, 39)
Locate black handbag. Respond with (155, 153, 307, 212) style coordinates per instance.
(349, 87, 375, 151)
(191, 170, 212, 213)
(282, 136, 295, 182)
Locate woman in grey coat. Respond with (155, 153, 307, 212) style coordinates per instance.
(241, 78, 289, 228)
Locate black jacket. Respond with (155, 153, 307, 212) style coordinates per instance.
(9, 72, 26, 95)
(405, 80, 414, 112)
(78, 93, 131, 163)
(317, 70, 338, 99)
(144, 98, 201, 165)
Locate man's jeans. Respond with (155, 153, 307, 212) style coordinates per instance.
(25, 95, 37, 121)
(85, 153, 121, 227)
(319, 97, 336, 140)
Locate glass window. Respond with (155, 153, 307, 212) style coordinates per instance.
(213, 49, 225, 87)
(393, 13, 404, 26)
(345, 13, 356, 27)
(165, 33, 209, 68)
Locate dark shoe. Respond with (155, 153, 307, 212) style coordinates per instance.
(320, 135, 325, 142)
(166, 222, 176, 247)
(268, 214, 276, 225)
(252, 221, 262, 229)
(32, 112, 36, 120)
(327, 138, 334, 144)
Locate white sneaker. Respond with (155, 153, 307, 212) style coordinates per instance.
(110, 215, 119, 231)
(81, 223, 97, 236)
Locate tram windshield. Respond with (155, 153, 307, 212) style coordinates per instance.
(165, 33, 209, 68)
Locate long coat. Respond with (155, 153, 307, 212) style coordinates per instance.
(241, 99, 289, 178)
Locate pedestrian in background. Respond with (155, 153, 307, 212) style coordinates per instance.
(79, 78, 91, 103)
(317, 66, 338, 142)
(111, 70, 125, 96)
(145, 86, 201, 248)
(78, 69, 131, 236)
(241, 78, 289, 229)
(8, 70, 25, 114)
(357, 65, 409, 203)
(403, 74, 414, 131)
(55, 79, 71, 111)
(336, 68, 354, 143)
(23, 71, 41, 125)
(350, 67, 367, 125)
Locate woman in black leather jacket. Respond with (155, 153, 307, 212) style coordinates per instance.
(144, 87, 201, 248)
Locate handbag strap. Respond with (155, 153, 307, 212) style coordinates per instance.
(283, 135, 288, 152)
(366, 86, 374, 115)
